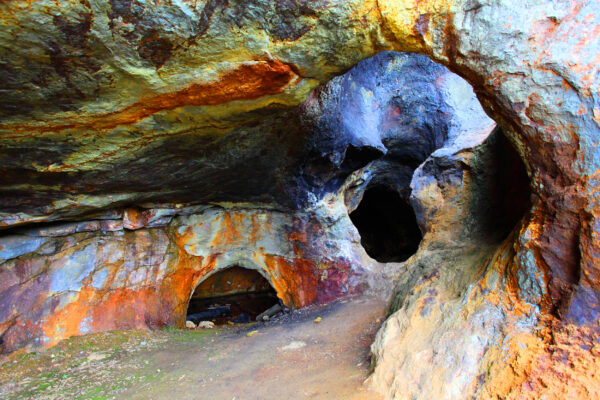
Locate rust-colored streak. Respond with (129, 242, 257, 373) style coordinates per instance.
(210, 212, 245, 247)
(41, 286, 176, 348)
(264, 254, 318, 308)
(0, 59, 296, 136)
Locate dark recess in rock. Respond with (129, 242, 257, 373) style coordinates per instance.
(471, 129, 532, 242)
(138, 32, 173, 69)
(350, 185, 422, 263)
(187, 266, 279, 325)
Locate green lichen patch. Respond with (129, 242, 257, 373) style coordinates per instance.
(0, 328, 216, 400)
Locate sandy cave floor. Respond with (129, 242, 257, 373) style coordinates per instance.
(0, 296, 385, 400)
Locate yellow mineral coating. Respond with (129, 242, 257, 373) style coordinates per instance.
(377, 0, 455, 54)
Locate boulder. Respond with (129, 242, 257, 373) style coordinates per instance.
(198, 321, 215, 330)
(185, 320, 196, 329)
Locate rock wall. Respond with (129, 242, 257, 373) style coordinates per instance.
(0, 49, 491, 357)
(0, 203, 369, 353)
(1, 1, 599, 398)
(373, 2, 600, 398)
(368, 123, 533, 398)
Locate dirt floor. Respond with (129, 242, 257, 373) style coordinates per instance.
(0, 296, 386, 400)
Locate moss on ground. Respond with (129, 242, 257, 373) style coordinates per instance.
(0, 328, 218, 400)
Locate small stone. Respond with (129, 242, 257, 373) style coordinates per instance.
(87, 352, 107, 362)
(185, 320, 197, 329)
(198, 321, 214, 329)
(279, 341, 306, 351)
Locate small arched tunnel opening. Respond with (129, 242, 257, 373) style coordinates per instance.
(349, 185, 422, 263)
(186, 266, 282, 325)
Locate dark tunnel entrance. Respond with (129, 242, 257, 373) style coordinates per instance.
(349, 186, 422, 263)
(186, 266, 280, 325)
(475, 129, 532, 242)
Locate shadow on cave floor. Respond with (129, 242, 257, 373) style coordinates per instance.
(0, 296, 385, 400)
(187, 291, 280, 325)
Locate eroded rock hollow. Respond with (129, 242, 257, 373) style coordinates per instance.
(1, 1, 599, 399)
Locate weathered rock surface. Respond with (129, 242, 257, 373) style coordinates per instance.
(368, 124, 532, 398)
(185, 320, 196, 329)
(0, 204, 369, 353)
(0, 1, 599, 399)
(0, 49, 494, 354)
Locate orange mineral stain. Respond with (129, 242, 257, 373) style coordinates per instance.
(0, 59, 297, 137)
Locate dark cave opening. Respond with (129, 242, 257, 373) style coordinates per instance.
(476, 129, 533, 241)
(349, 186, 422, 263)
(186, 266, 280, 325)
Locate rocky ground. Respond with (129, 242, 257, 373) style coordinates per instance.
(0, 296, 385, 400)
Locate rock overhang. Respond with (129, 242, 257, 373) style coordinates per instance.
(0, 48, 500, 352)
